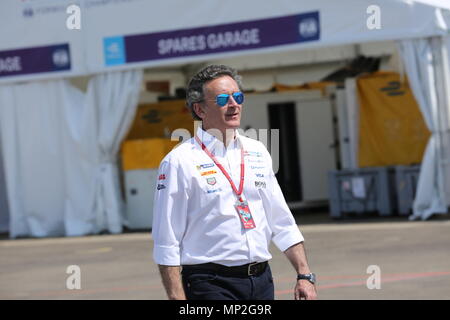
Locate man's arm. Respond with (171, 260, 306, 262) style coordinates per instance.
(152, 157, 189, 299)
(158, 265, 186, 300)
(284, 242, 318, 300)
(259, 144, 317, 299)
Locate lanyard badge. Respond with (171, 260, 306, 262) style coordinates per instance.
(195, 135, 256, 230)
(234, 199, 256, 229)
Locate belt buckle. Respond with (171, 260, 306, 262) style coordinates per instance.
(247, 262, 259, 276)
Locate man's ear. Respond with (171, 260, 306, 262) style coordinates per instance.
(193, 102, 205, 119)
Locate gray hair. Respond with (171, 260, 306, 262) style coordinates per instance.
(186, 64, 243, 120)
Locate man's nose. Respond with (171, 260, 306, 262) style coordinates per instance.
(228, 95, 241, 107)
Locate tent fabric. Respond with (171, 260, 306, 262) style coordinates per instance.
(398, 37, 449, 220)
(413, 0, 450, 10)
(443, 35, 450, 205)
(0, 80, 68, 237)
(357, 71, 430, 167)
(0, 136, 9, 232)
(0, 70, 142, 237)
(63, 69, 143, 236)
(91, 70, 143, 234)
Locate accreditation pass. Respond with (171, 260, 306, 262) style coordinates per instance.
(178, 303, 272, 318)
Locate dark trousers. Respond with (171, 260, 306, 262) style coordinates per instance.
(181, 263, 274, 300)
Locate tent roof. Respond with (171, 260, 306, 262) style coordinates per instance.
(1, 0, 450, 83)
(413, 0, 450, 10)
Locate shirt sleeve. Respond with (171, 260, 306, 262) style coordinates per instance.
(152, 155, 188, 266)
(261, 143, 304, 252)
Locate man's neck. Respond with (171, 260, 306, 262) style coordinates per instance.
(202, 126, 237, 148)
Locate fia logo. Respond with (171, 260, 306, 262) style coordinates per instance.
(23, 7, 34, 18)
(52, 49, 70, 68)
(299, 18, 318, 38)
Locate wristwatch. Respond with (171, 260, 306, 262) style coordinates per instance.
(297, 273, 316, 284)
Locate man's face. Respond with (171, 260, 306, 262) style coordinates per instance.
(194, 75, 242, 134)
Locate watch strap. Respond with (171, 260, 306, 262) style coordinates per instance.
(297, 273, 316, 284)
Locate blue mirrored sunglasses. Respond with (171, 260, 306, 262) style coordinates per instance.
(215, 92, 244, 107)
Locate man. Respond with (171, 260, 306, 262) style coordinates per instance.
(152, 64, 317, 300)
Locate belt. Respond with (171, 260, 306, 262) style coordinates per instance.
(182, 261, 268, 277)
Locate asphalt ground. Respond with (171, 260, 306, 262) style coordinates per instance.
(1, 211, 450, 300)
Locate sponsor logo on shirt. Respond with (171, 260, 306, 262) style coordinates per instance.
(200, 170, 217, 176)
(244, 151, 263, 157)
(158, 174, 166, 180)
(251, 165, 266, 170)
(207, 188, 222, 194)
(196, 163, 215, 170)
(255, 173, 264, 178)
(206, 177, 217, 185)
(255, 181, 266, 189)
(156, 184, 166, 190)
(247, 158, 264, 163)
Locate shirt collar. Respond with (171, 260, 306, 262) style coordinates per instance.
(195, 126, 241, 152)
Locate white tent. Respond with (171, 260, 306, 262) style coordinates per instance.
(0, 0, 449, 237)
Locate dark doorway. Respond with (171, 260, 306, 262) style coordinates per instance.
(268, 102, 302, 202)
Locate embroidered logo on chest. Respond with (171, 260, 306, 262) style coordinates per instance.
(255, 181, 266, 189)
(201, 170, 217, 176)
(156, 184, 166, 190)
(244, 151, 263, 157)
(206, 177, 217, 185)
(196, 163, 215, 170)
(207, 188, 222, 194)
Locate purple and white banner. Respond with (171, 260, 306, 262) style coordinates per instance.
(0, 44, 71, 78)
(1, 0, 448, 83)
(104, 11, 320, 66)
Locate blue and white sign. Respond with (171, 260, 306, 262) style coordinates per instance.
(0, 44, 71, 78)
(297, 11, 320, 41)
(103, 36, 126, 66)
(104, 11, 321, 66)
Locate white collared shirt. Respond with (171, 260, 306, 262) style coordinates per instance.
(152, 127, 304, 267)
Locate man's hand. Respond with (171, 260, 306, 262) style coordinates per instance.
(283, 242, 318, 300)
(295, 280, 317, 300)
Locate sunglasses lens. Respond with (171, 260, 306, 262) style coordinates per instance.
(215, 92, 244, 106)
(233, 92, 244, 104)
(216, 94, 229, 107)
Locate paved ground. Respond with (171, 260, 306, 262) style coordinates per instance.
(1, 212, 450, 300)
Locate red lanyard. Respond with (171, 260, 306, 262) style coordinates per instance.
(195, 136, 245, 203)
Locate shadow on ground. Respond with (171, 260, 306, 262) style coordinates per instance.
(291, 206, 450, 226)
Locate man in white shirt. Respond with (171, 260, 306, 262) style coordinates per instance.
(152, 64, 317, 300)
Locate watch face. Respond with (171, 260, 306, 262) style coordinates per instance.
(298, 273, 316, 284)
